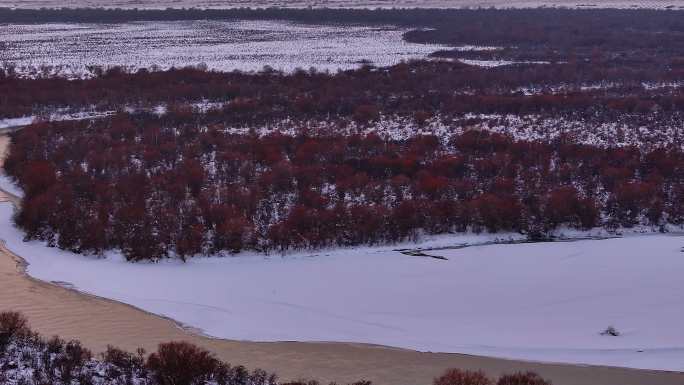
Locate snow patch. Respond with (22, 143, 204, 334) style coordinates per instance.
(459, 59, 552, 68)
(0, 116, 35, 130)
(0, 173, 24, 198)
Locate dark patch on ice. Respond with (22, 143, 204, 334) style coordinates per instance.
(395, 249, 448, 260)
(50, 280, 75, 289)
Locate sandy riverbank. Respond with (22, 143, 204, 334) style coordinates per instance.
(0, 134, 681, 385)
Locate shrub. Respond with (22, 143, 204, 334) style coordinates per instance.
(0, 311, 30, 352)
(102, 345, 145, 370)
(146, 341, 221, 385)
(247, 368, 279, 385)
(46, 335, 65, 353)
(55, 340, 92, 383)
(352, 104, 380, 123)
(497, 372, 552, 385)
(434, 369, 493, 385)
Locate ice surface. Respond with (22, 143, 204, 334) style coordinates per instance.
(0, 200, 681, 371)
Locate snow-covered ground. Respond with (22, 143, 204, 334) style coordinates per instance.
(0, 174, 23, 198)
(0, 196, 681, 371)
(0, 116, 35, 130)
(209, 113, 684, 151)
(0, 20, 450, 77)
(0, 111, 114, 129)
(5, 1, 683, 10)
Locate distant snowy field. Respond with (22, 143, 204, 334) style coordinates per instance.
(0, 20, 450, 76)
(4, 0, 683, 9)
(0, 198, 682, 371)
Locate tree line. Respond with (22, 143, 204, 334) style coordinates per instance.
(2, 61, 684, 122)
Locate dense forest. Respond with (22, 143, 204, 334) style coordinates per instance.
(0, 311, 552, 385)
(5, 111, 683, 261)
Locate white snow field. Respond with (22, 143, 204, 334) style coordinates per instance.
(5, 1, 684, 10)
(0, 20, 449, 77)
(0, 199, 682, 371)
(0, 117, 35, 130)
(0, 174, 23, 199)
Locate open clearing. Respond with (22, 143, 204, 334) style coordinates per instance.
(0, 20, 449, 76)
